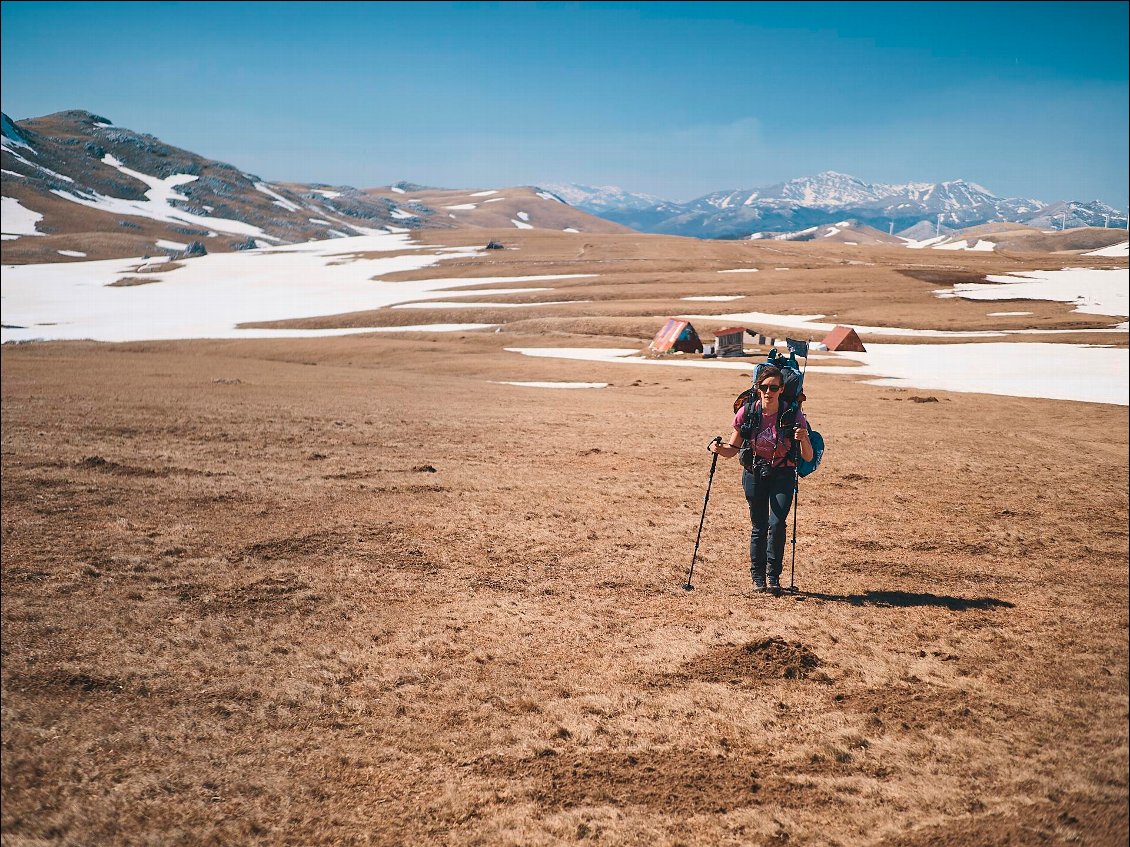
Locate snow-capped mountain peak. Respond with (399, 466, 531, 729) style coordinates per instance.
(536, 182, 665, 212)
(554, 171, 1126, 239)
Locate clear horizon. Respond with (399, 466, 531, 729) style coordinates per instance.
(2, 1, 1127, 209)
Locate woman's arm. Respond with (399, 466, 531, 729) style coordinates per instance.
(710, 429, 743, 458)
(793, 426, 814, 462)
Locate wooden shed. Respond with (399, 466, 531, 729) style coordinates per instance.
(822, 325, 867, 352)
(714, 327, 747, 357)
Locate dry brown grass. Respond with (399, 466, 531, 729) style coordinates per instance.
(2, 231, 1127, 846)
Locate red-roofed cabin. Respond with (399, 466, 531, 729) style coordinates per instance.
(714, 327, 747, 357)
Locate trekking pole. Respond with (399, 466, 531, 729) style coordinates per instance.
(789, 473, 799, 591)
(684, 436, 723, 591)
(788, 338, 809, 592)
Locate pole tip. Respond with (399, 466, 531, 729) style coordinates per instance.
(682, 583, 694, 591)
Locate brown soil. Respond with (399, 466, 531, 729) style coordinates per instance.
(2, 231, 1127, 846)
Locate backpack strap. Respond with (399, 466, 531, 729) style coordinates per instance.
(779, 400, 805, 464)
(738, 395, 760, 441)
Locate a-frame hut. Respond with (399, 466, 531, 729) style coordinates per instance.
(822, 325, 866, 352)
(649, 318, 703, 354)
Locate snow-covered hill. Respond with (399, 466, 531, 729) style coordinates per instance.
(1, 111, 624, 264)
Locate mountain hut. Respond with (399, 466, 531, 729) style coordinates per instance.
(648, 318, 703, 354)
(714, 327, 747, 357)
(822, 325, 867, 352)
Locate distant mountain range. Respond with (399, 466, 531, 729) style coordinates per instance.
(539, 173, 1128, 239)
(2, 110, 1126, 267)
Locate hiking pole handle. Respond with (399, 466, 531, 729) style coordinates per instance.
(707, 435, 722, 453)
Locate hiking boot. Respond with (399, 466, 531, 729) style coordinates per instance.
(767, 578, 782, 596)
(753, 580, 768, 594)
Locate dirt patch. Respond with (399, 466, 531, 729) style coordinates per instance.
(671, 638, 827, 687)
(481, 749, 771, 814)
(873, 797, 1129, 847)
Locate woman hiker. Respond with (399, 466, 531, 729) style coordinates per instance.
(709, 365, 814, 595)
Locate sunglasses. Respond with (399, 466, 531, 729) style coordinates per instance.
(758, 383, 782, 392)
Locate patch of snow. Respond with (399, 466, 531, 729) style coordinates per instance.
(390, 208, 418, 220)
(314, 190, 343, 198)
(1, 234, 19, 240)
(843, 241, 858, 246)
(1084, 241, 1128, 257)
(444, 204, 477, 210)
(825, 343, 1127, 406)
(563, 228, 580, 233)
(988, 311, 1033, 317)
(390, 186, 406, 194)
(470, 190, 498, 197)
(903, 235, 947, 249)
(48, 156, 277, 240)
(309, 218, 332, 225)
(0, 237, 597, 343)
(824, 227, 841, 237)
(505, 343, 1128, 406)
(155, 239, 188, 251)
(718, 268, 759, 273)
(2, 168, 26, 178)
(3, 144, 75, 182)
(1, 197, 44, 236)
(484, 198, 506, 203)
(517, 211, 530, 222)
(57, 250, 87, 257)
(942, 268, 1128, 319)
(536, 191, 565, 203)
(512, 219, 534, 229)
(1, 130, 34, 151)
(682, 295, 745, 302)
(254, 182, 300, 212)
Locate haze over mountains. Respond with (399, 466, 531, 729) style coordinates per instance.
(2, 109, 1127, 266)
(542, 173, 1129, 239)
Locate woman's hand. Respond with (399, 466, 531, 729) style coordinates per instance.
(794, 426, 814, 463)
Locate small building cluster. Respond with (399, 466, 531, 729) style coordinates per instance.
(649, 319, 866, 358)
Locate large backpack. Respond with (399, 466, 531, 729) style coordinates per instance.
(733, 348, 824, 478)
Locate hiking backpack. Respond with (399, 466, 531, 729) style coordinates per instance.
(733, 347, 825, 478)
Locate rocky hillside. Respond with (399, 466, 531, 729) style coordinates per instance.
(1, 111, 625, 264)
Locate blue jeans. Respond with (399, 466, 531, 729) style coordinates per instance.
(742, 466, 796, 583)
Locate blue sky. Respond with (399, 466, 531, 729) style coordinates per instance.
(2, 1, 1127, 208)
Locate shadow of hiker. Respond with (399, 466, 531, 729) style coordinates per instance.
(786, 589, 1014, 611)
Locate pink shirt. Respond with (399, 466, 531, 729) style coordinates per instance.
(733, 402, 808, 467)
